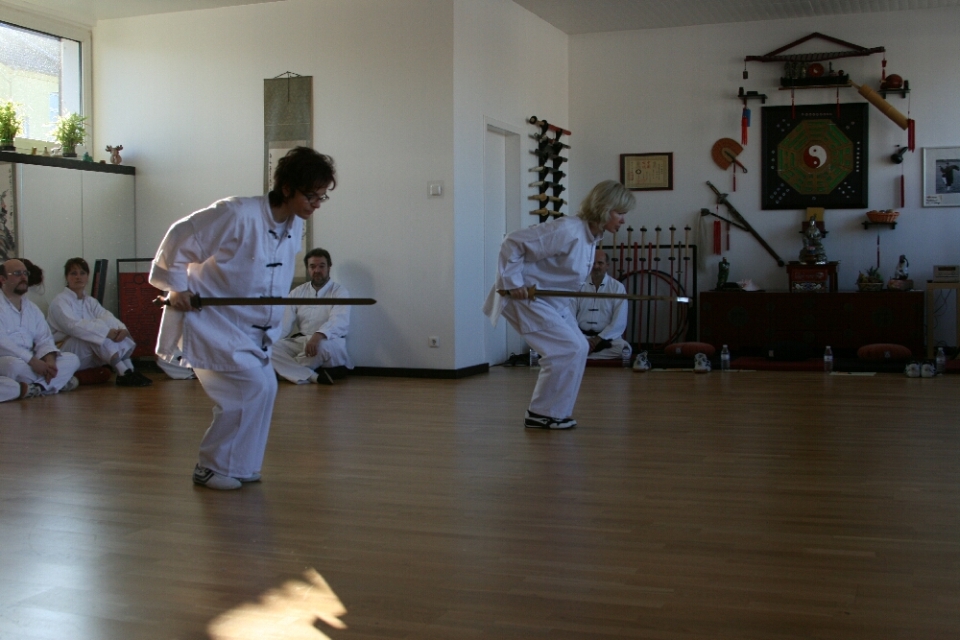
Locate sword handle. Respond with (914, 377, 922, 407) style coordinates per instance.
(152, 294, 202, 309)
(496, 284, 538, 300)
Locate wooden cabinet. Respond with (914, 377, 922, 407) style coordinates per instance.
(699, 291, 924, 356)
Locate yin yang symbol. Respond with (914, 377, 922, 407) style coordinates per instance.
(803, 145, 827, 168)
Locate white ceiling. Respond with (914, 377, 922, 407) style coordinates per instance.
(2, 0, 959, 32)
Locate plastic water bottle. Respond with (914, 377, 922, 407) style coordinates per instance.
(720, 345, 730, 371)
(622, 345, 631, 367)
(823, 346, 834, 373)
(936, 347, 946, 375)
(529, 349, 540, 368)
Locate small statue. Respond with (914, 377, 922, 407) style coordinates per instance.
(799, 221, 827, 264)
(106, 144, 123, 165)
(716, 257, 730, 290)
(893, 255, 909, 280)
(82, 152, 93, 162)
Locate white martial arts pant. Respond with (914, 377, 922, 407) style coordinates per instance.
(504, 306, 589, 420)
(61, 335, 136, 373)
(587, 337, 631, 361)
(156, 348, 196, 380)
(0, 353, 81, 394)
(194, 360, 278, 478)
(271, 335, 351, 384)
(0, 376, 21, 402)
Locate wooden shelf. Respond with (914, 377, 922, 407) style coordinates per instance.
(779, 82, 852, 90)
(862, 221, 898, 229)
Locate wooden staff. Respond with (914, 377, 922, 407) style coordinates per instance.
(498, 285, 689, 304)
(153, 295, 376, 309)
(850, 80, 909, 129)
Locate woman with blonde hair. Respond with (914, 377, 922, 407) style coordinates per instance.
(484, 180, 635, 429)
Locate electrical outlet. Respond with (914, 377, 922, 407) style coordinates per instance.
(428, 336, 440, 348)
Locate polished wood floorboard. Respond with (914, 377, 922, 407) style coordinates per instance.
(1, 367, 959, 639)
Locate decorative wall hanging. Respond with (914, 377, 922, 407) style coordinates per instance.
(923, 147, 960, 207)
(761, 103, 868, 210)
(265, 72, 313, 280)
(0, 162, 17, 261)
(527, 116, 570, 223)
(620, 153, 673, 191)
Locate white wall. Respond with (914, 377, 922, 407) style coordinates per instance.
(93, 0, 456, 369)
(453, 0, 568, 368)
(570, 8, 960, 346)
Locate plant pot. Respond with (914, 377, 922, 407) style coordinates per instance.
(62, 145, 77, 158)
(0, 139, 15, 152)
(857, 282, 883, 292)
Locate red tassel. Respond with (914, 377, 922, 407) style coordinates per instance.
(900, 173, 905, 208)
(908, 119, 916, 151)
(713, 220, 722, 255)
(741, 115, 748, 146)
(882, 56, 887, 82)
(732, 164, 737, 192)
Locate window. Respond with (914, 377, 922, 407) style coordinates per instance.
(0, 20, 82, 144)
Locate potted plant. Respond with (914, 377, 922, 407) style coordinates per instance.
(0, 101, 23, 151)
(52, 112, 87, 157)
(856, 267, 884, 292)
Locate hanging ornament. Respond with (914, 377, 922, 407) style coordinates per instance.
(741, 106, 751, 146)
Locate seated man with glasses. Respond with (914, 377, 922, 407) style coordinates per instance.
(272, 247, 353, 385)
(0, 259, 80, 396)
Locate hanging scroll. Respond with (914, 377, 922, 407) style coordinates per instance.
(264, 73, 313, 281)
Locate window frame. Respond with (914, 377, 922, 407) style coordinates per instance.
(0, 5, 92, 152)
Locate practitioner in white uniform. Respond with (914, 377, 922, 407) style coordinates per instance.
(149, 147, 336, 490)
(484, 180, 635, 429)
(272, 248, 353, 385)
(0, 259, 80, 396)
(575, 249, 631, 360)
(0, 375, 29, 402)
(47, 257, 152, 387)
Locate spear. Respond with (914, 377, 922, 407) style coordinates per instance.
(498, 285, 689, 304)
(153, 295, 376, 309)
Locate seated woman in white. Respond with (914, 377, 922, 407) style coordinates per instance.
(47, 257, 152, 387)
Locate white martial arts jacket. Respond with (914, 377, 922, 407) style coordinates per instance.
(149, 195, 303, 372)
(574, 275, 628, 340)
(483, 216, 601, 334)
(280, 280, 351, 340)
(0, 293, 59, 362)
(47, 288, 127, 344)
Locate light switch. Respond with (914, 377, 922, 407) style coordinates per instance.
(428, 181, 443, 197)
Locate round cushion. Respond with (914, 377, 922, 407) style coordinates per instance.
(75, 366, 113, 385)
(857, 343, 912, 361)
(664, 342, 716, 357)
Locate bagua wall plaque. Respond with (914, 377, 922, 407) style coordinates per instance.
(761, 102, 868, 210)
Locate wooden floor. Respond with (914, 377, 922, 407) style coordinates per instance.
(1, 367, 959, 639)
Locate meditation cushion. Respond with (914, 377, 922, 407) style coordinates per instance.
(75, 366, 113, 385)
(857, 343, 912, 361)
(664, 342, 715, 357)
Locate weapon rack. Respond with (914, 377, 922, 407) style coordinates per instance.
(527, 116, 570, 223)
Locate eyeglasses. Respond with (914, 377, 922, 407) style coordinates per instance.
(3, 270, 28, 277)
(300, 190, 330, 206)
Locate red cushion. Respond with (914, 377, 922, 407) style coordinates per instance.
(75, 366, 113, 385)
(856, 343, 912, 361)
(664, 342, 716, 357)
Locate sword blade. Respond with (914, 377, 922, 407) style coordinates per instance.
(153, 295, 377, 308)
(498, 287, 689, 304)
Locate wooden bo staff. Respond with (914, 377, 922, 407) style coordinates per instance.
(497, 285, 689, 304)
(153, 295, 377, 309)
(529, 208, 563, 217)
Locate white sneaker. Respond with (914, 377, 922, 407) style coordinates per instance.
(694, 352, 712, 373)
(524, 411, 577, 430)
(192, 465, 242, 490)
(23, 383, 44, 399)
(60, 376, 80, 392)
(632, 351, 651, 372)
(920, 362, 937, 378)
(904, 362, 920, 378)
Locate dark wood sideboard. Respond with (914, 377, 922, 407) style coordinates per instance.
(699, 291, 924, 356)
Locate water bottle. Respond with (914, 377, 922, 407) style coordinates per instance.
(823, 346, 834, 373)
(936, 347, 946, 375)
(720, 345, 730, 371)
(529, 349, 540, 368)
(621, 345, 631, 368)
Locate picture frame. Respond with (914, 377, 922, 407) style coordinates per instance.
(0, 161, 17, 261)
(922, 146, 960, 207)
(620, 153, 673, 191)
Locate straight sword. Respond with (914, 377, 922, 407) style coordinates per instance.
(152, 295, 376, 309)
(498, 285, 689, 304)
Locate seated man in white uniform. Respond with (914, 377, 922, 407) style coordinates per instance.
(0, 259, 80, 395)
(574, 249, 631, 360)
(272, 248, 353, 385)
(47, 257, 152, 387)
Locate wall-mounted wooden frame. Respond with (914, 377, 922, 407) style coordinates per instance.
(922, 146, 960, 207)
(620, 153, 673, 191)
